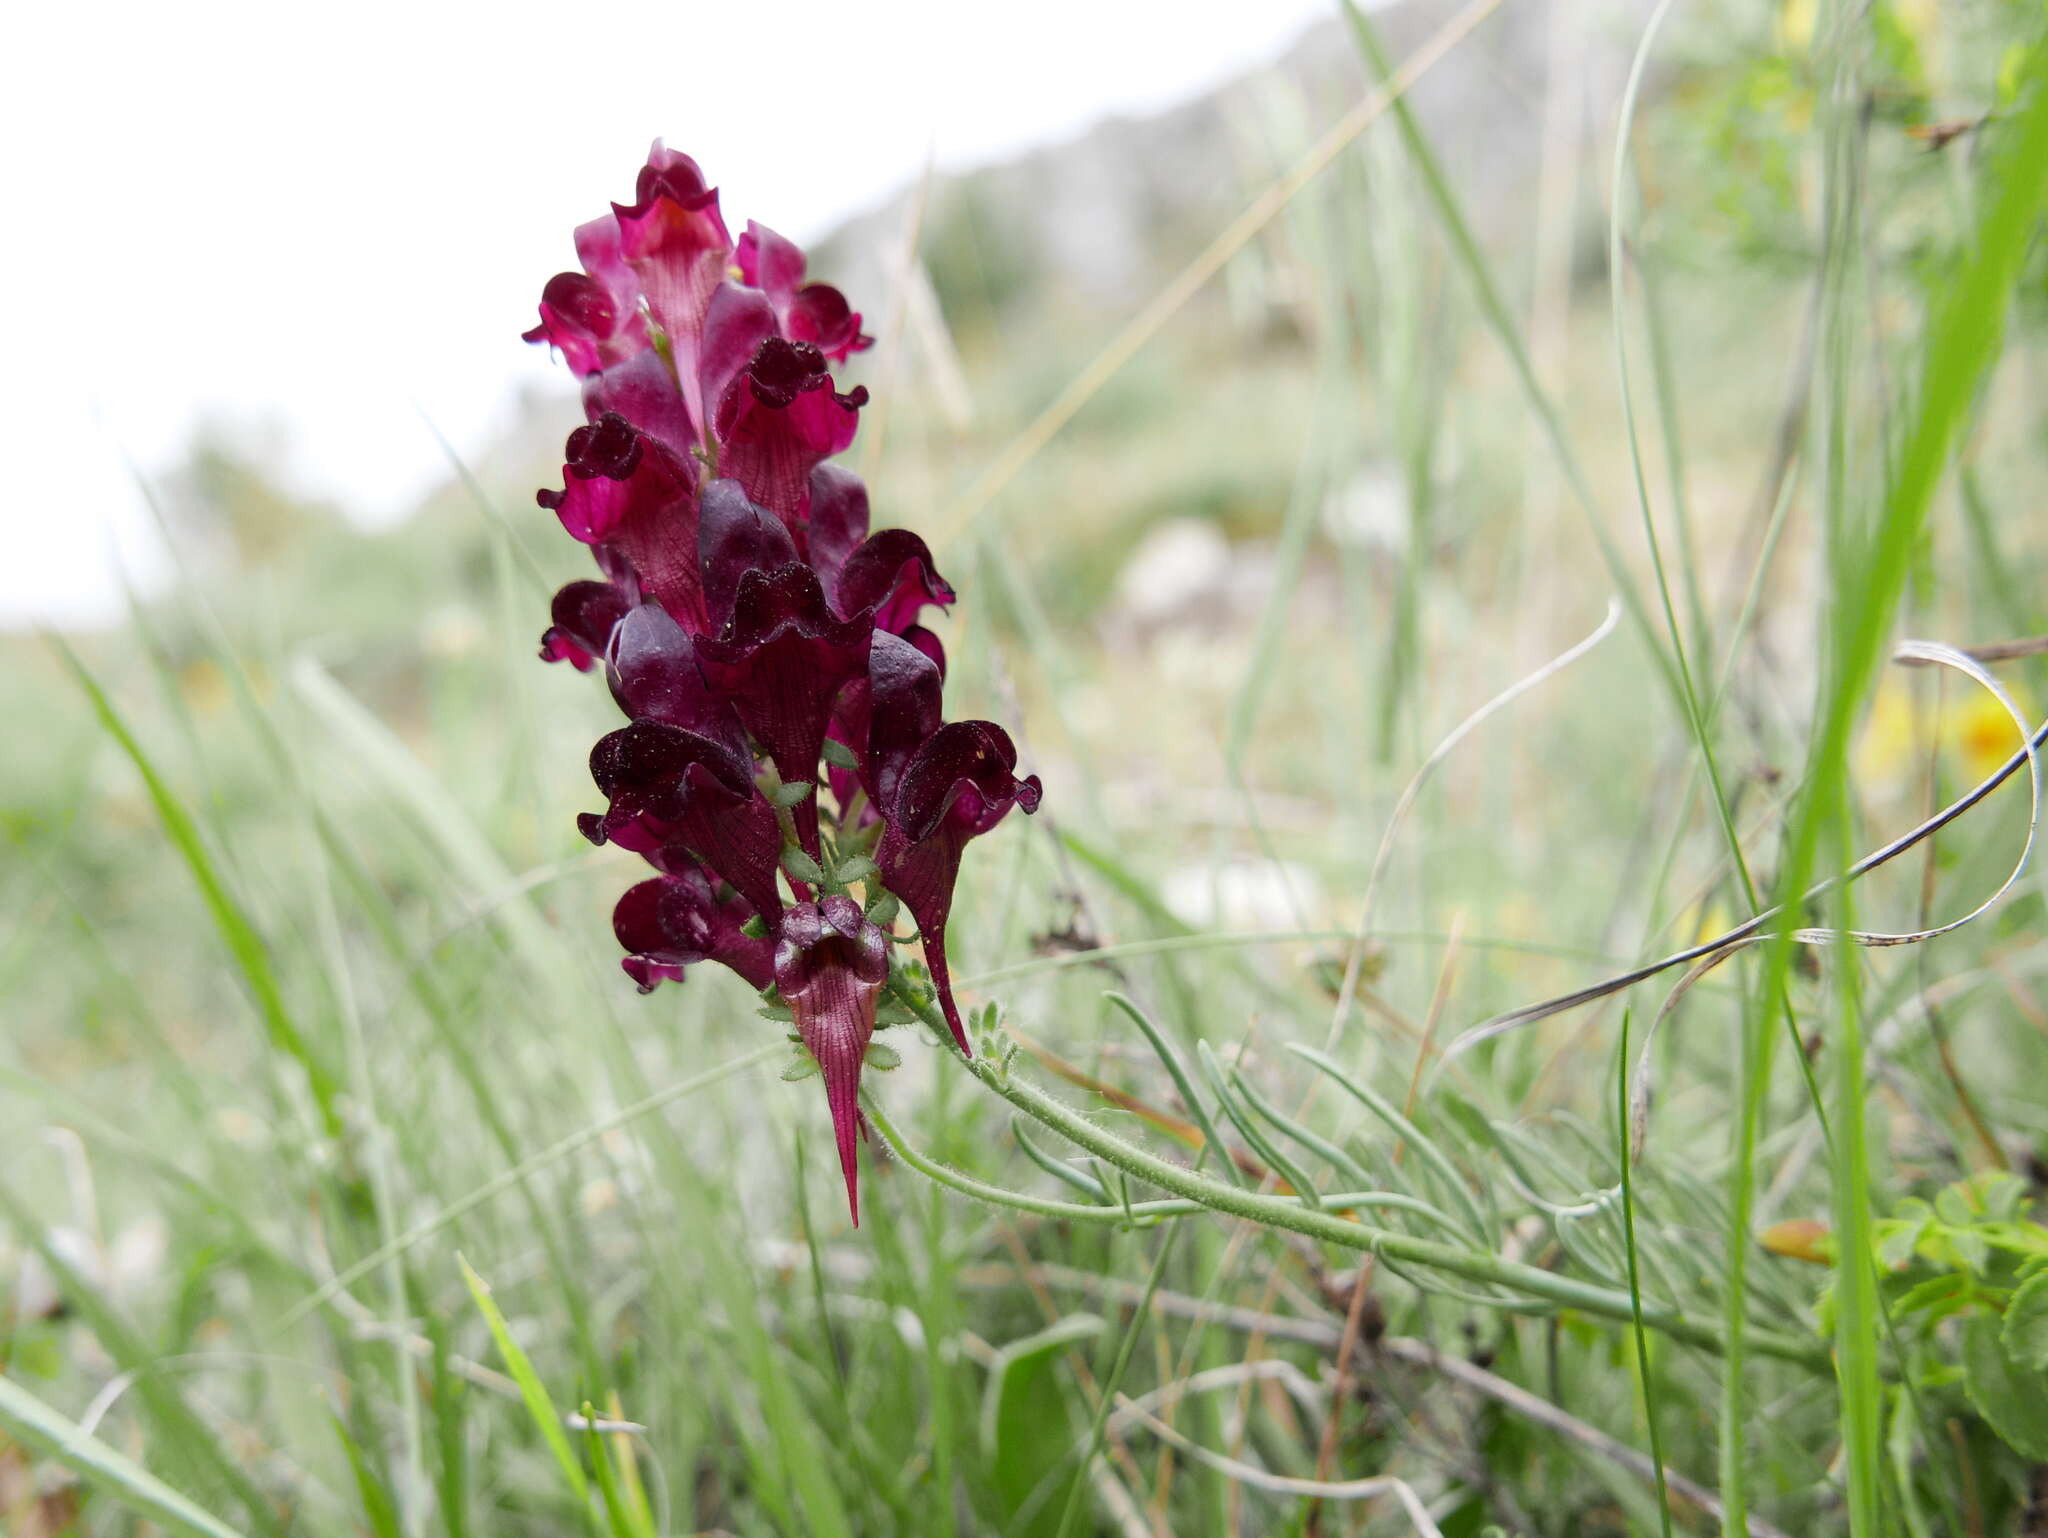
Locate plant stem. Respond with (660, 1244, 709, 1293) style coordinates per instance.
(899, 991, 1833, 1372)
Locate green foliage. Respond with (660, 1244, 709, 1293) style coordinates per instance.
(1810, 1174, 2048, 1467)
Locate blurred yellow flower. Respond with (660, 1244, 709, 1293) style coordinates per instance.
(1778, 0, 1817, 54)
(1951, 687, 2029, 782)
(1854, 675, 2033, 792)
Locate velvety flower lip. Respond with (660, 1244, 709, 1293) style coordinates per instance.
(894, 722, 1045, 841)
(605, 600, 730, 733)
(697, 477, 802, 633)
(715, 339, 868, 521)
(539, 413, 694, 545)
(693, 476, 878, 851)
(855, 630, 945, 813)
(696, 562, 873, 856)
(833, 528, 955, 632)
(524, 272, 632, 377)
(540, 579, 632, 671)
(524, 215, 649, 375)
(798, 465, 954, 632)
(743, 336, 832, 410)
(874, 716, 1043, 1054)
(541, 413, 705, 625)
(735, 220, 874, 362)
(776, 894, 890, 1223)
(614, 866, 773, 993)
(804, 464, 872, 591)
(583, 720, 785, 921)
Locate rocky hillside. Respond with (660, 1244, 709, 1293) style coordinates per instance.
(818, 0, 1660, 324)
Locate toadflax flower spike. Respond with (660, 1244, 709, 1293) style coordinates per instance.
(522, 143, 1040, 1223)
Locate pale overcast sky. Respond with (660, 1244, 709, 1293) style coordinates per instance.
(1, 0, 1334, 625)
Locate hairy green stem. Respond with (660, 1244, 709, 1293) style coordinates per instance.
(894, 990, 1832, 1371)
(864, 1097, 1458, 1234)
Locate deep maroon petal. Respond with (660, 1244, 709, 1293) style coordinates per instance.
(834, 529, 955, 631)
(696, 564, 873, 852)
(734, 221, 872, 363)
(875, 722, 1042, 1052)
(874, 822, 970, 1053)
(698, 478, 800, 633)
(788, 284, 872, 361)
(525, 272, 628, 376)
(540, 580, 631, 670)
(732, 337, 830, 410)
(606, 601, 734, 736)
(903, 625, 946, 676)
(586, 721, 783, 918)
(539, 414, 706, 627)
(583, 348, 695, 461)
(774, 898, 890, 1224)
(613, 867, 773, 993)
(893, 722, 1042, 841)
(525, 216, 649, 375)
(696, 283, 778, 440)
(805, 464, 870, 593)
(859, 630, 944, 817)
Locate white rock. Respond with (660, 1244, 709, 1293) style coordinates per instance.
(1162, 858, 1323, 931)
(1114, 519, 1233, 624)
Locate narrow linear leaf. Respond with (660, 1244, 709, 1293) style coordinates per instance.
(457, 1253, 594, 1515)
(54, 639, 341, 1135)
(331, 1412, 404, 1538)
(0, 1372, 250, 1538)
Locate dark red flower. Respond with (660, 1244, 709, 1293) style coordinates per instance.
(538, 413, 705, 626)
(714, 339, 868, 522)
(804, 465, 956, 632)
(776, 895, 890, 1222)
(735, 220, 874, 362)
(524, 215, 648, 376)
(581, 719, 785, 923)
(540, 579, 632, 671)
(614, 864, 774, 993)
(845, 633, 1042, 1052)
(611, 143, 732, 436)
(523, 146, 1041, 1224)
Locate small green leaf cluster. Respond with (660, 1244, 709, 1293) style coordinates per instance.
(1819, 1171, 2048, 1461)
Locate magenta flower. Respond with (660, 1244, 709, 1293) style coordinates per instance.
(735, 220, 873, 361)
(523, 144, 1039, 1222)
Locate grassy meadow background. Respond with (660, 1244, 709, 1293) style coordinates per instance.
(6, 1, 2048, 1533)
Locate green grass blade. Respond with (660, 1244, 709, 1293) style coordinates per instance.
(51, 637, 342, 1137)
(457, 1253, 596, 1526)
(1338, 0, 1680, 709)
(0, 1372, 252, 1538)
(0, 1181, 288, 1538)
(1615, 1012, 1675, 1538)
(1759, 34, 2048, 1537)
(331, 1411, 404, 1538)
